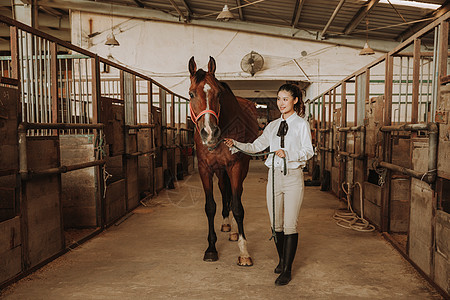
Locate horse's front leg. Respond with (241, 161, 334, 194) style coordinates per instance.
(228, 162, 253, 267)
(216, 170, 235, 237)
(199, 164, 218, 262)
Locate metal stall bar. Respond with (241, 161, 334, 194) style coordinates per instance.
(378, 123, 437, 184)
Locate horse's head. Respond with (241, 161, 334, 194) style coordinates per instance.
(188, 56, 222, 146)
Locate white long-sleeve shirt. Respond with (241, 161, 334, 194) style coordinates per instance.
(233, 113, 314, 169)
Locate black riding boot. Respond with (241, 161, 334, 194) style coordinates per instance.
(275, 233, 298, 286)
(274, 231, 285, 274)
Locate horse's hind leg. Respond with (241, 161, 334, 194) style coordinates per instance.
(217, 171, 231, 231)
(228, 163, 253, 267)
(199, 165, 218, 262)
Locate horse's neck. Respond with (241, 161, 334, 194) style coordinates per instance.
(220, 91, 240, 123)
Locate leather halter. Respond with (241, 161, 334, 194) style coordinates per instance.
(189, 102, 220, 133)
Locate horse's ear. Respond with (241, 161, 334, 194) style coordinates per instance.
(188, 56, 197, 76)
(208, 56, 216, 75)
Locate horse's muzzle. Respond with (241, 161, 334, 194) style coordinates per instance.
(201, 126, 221, 147)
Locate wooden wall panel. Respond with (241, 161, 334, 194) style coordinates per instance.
(0, 87, 18, 172)
(126, 157, 139, 211)
(105, 179, 126, 225)
(24, 138, 63, 268)
(434, 211, 450, 293)
(0, 217, 22, 284)
(363, 182, 382, 227)
(60, 135, 97, 228)
(409, 178, 433, 275)
(437, 85, 450, 180)
(389, 178, 410, 233)
(138, 155, 152, 197)
(25, 175, 62, 267)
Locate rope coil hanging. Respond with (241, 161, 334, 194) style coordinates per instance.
(333, 182, 375, 232)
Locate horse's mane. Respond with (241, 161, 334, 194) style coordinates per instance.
(194, 69, 207, 84)
(219, 81, 234, 95)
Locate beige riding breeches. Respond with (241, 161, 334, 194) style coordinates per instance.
(266, 167, 304, 235)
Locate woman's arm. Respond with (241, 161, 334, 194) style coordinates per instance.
(286, 121, 314, 162)
(224, 124, 271, 154)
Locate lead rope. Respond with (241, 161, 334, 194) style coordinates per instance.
(208, 139, 287, 243)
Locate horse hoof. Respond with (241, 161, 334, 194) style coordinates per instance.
(203, 251, 219, 262)
(229, 233, 239, 241)
(221, 224, 231, 232)
(237, 256, 253, 267)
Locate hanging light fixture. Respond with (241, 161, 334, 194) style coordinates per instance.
(105, 1, 120, 46)
(105, 32, 120, 46)
(359, 18, 374, 55)
(216, 4, 235, 21)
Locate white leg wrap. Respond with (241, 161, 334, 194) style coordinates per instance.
(238, 235, 250, 258)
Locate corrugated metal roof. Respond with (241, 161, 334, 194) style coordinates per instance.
(14, 0, 447, 45)
(128, 0, 447, 42)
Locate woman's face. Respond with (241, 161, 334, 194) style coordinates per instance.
(277, 90, 298, 116)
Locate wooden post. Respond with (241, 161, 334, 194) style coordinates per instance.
(10, 27, 19, 80)
(355, 76, 359, 127)
(339, 82, 347, 200)
(381, 54, 394, 233)
(437, 21, 449, 113)
(50, 42, 59, 132)
(411, 38, 421, 124)
(332, 88, 337, 113)
(10, 26, 21, 121)
(90, 55, 103, 228)
(90, 56, 100, 124)
(148, 81, 153, 123)
(133, 75, 137, 125)
(365, 69, 370, 103)
(438, 21, 448, 80)
(171, 93, 175, 128)
(147, 81, 156, 196)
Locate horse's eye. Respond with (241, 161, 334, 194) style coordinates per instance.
(189, 92, 194, 99)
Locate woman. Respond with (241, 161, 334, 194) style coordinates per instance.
(224, 83, 314, 286)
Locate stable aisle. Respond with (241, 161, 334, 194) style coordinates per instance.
(1, 160, 442, 299)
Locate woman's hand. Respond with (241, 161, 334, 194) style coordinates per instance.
(275, 149, 285, 158)
(223, 138, 235, 148)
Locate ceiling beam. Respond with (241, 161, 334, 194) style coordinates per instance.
(168, 0, 185, 21)
(344, 0, 379, 35)
(38, 14, 70, 29)
(37, 0, 397, 52)
(39, 6, 63, 16)
(179, 0, 192, 19)
(133, 0, 145, 8)
(395, 1, 450, 42)
(236, 0, 245, 21)
(320, 0, 345, 39)
(292, 0, 305, 28)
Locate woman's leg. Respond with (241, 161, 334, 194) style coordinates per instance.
(283, 168, 304, 235)
(267, 169, 284, 273)
(266, 169, 284, 232)
(276, 168, 304, 285)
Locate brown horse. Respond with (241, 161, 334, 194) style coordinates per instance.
(188, 56, 259, 266)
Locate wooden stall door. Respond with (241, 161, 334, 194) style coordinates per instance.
(0, 86, 22, 284)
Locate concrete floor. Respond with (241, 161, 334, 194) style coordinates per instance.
(1, 160, 443, 299)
